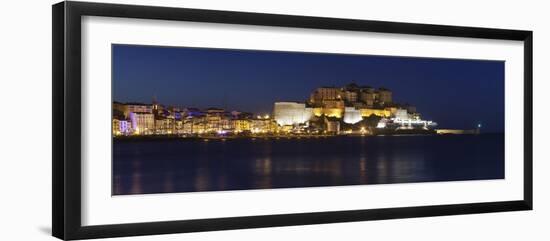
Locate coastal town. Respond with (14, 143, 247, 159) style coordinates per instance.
(112, 83, 443, 138)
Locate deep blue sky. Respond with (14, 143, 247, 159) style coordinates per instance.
(113, 44, 504, 132)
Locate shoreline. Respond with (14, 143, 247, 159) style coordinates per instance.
(114, 134, 341, 141)
(113, 132, 502, 141)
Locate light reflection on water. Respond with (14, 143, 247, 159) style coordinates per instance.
(113, 134, 504, 195)
(359, 156, 367, 184)
(163, 172, 174, 193)
(254, 158, 272, 189)
(194, 168, 210, 192)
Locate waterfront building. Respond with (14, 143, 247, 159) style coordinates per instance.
(221, 118, 232, 131)
(233, 119, 251, 133)
(129, 112, 154, 135)
(192, 120, 207, 134)
(324, 116, 340, 134)
(273, 102, 313, 126)
(182, 118, 194, 134)
(205, 108, 225, 133)
(154, 117, 175, 134)
(112, 119, 121, 136)
(187, 114, 208, 134)
(279, 125, 293, 133)
(175, 120, 184, 134)
(119, 120, 130, 135)
(250, 118, 277, 133)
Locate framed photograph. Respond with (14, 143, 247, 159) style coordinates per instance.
(52, 1, 533, 240)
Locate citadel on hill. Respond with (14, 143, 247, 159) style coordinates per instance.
(274, 83, 436, 134)
(112, 83, 437, 137)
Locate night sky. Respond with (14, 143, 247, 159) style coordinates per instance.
(112, 44, 504, 132)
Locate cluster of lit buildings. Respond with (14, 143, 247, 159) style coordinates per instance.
(112, 99, 277, 136)
(113, 83, 436, 137)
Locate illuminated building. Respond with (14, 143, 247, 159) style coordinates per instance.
(343, 107, 362, 124)
(221, 118, 232, 132)
(119, 120, 130, 135)
(356, 87, 393, 107)
(251, 118, 277, 133)
(112, 119, 121, 136)
(154, 117, 175, 134)
(359, 108, 391, 118)
(181, 117, 203, 134)
(175, 120, 184, 134)
(152, 96, 161, 116)
(395, 108, 409, 120)
(180, 114, 207, 134)
(312, 107, 343, 118)
(233, 119, 251, 132)
(129, 112, 154, 135)
(279, 125, 293, 133)
(192, 114, 208, 134)
(359, 89, 377, 107)
(205, 108, 225, 133)
(322, 100, 345, 109)
(378, 88, 392, 104)
(113, 102, 127, 117)
(309, 87, 342, 103)
(342, 83, 361, 103)
(182, 119, 193, 134)
(311, 99, 345, 118)
(124, 103, 153, 118)
(385, 107, 399, 116)
(343, 90, 358, 103)
(192, 121, 207, 134)
(273, 102, 313, 126)
(324, 117, 340, 134)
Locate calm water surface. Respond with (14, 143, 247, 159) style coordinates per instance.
(112, 134, 504, 195)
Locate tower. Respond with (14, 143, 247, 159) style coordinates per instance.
(152, 95, 159, 112)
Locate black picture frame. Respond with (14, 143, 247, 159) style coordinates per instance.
(52, 1, 533, 240)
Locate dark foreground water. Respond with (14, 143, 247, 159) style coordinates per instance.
(112, 134, 504, 195)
